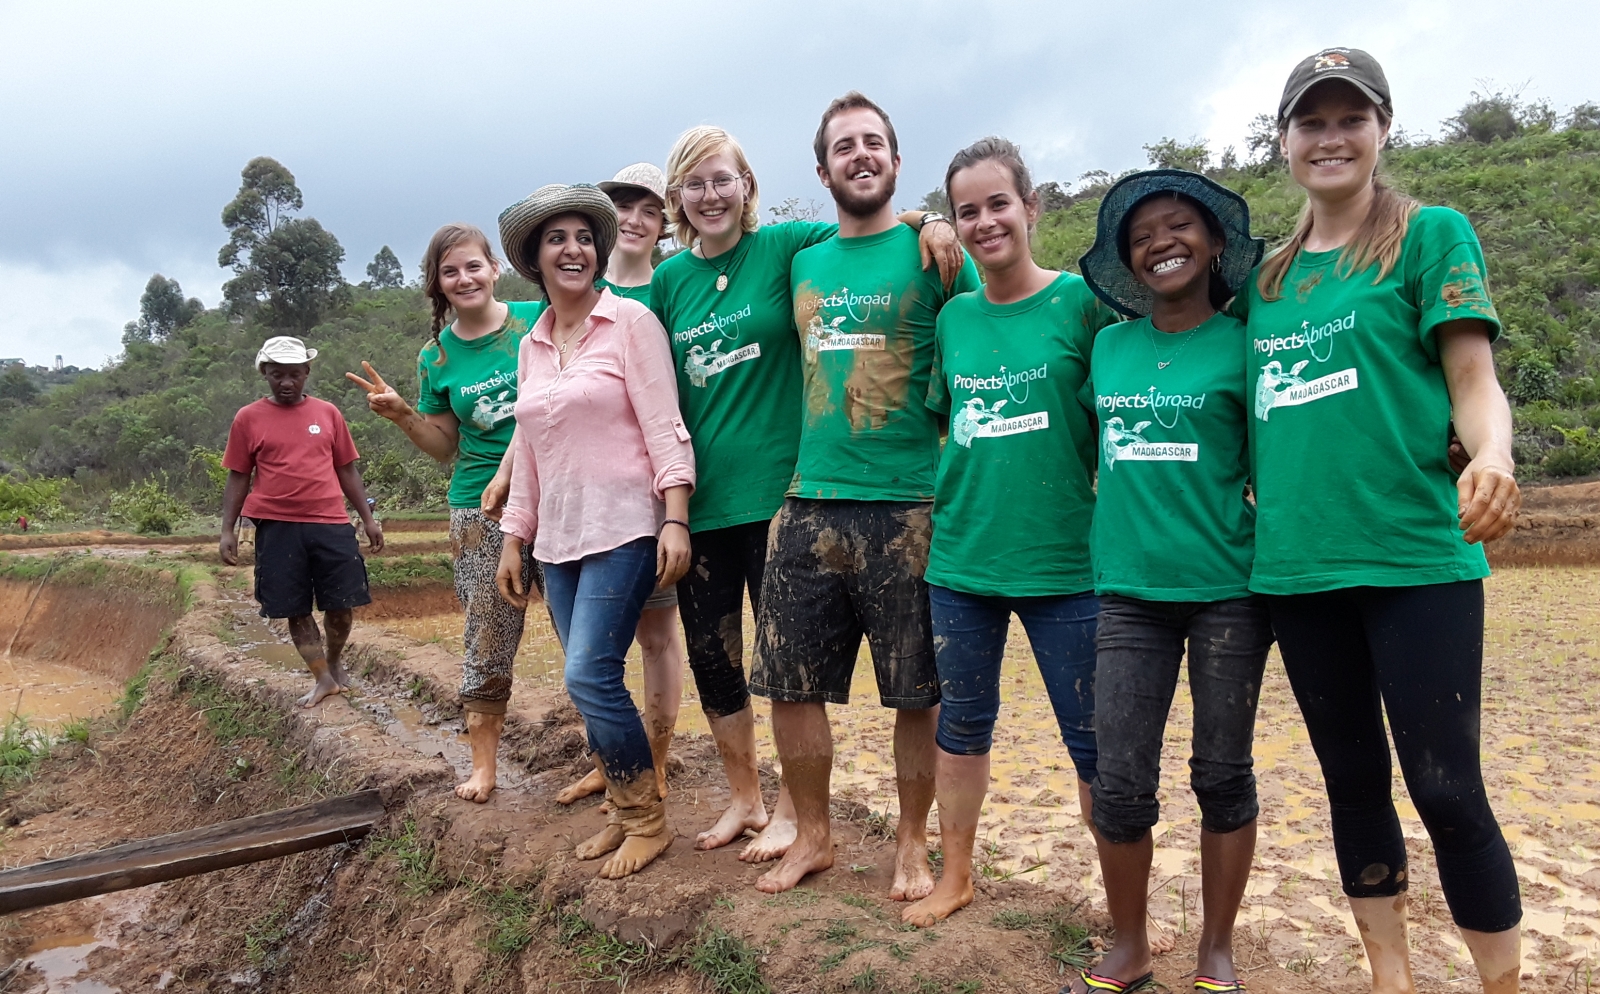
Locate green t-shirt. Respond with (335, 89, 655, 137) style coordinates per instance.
(1232, 206, 1501, 594)
(600, 279, 651, 307)
(1090, 313, 1255, 601)
(789, 225, 981, 501)
(416, 300, 545, 508)
(652, 221, 837, 531)
(925, 272, 1120, 597)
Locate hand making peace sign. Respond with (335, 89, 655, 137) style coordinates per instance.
(345, 361, 413, 422)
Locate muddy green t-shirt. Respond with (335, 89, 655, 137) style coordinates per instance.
(1232, 206, 1500, 594)
(925, 272, 1120, 597)
(789, 225, 980, 501)
(600, 279, 651, 307)
(1090, 313, 1255, 601)
(416, 300, 545, 509)
(652, 221, 837, 532)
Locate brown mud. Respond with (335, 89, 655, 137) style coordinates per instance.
(0, 550, 1594, 991)
(1488, 480, 1600, 566)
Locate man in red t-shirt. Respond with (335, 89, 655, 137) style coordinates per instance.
(221, 336, 385, 707)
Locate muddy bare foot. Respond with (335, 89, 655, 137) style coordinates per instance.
(575, 823, 626, 860)
(901, 874, 973, 927)
(297, 675, 344, 708)
(599, 828, 673, 879)
(698, 798, 769, 852)
(454, 769, 496, 803)
(557, 767, 605, 806)
(328, 662, 355, 692)
(738, 808, 795, 862)
(755, 834, 833, 893)
(1150, 930, 1176, 956)
(889, 836, 935, 901)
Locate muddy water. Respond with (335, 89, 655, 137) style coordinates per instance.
(20, 889, 153, 992)
(0, 655, 124, 725)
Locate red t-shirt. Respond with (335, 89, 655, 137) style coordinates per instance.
(223, 396, 360, 524)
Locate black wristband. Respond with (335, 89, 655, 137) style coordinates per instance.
(660, 518, 690, 533)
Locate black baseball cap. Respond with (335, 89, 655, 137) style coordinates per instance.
(1277, 47, 1393, 125)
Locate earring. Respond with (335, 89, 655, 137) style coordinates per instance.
(1211, 256, 1222, 274)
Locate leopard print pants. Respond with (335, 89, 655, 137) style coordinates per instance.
(451, 508, 541, 714)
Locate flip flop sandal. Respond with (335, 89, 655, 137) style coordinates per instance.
(1194, 978, 1245, 994)
(1059, 969, 1156, 994)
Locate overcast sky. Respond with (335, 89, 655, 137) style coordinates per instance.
(2, 0, 1595, 367)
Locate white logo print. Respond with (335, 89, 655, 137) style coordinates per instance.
(1101, 417, 1198, 470)
(470, 389, 516, 429)
(1254, 360, 1359, 421)
(804, 314, 885, 353)
(950, 397, 1049, 447)
(307, 423, 322, 435)
(673, 305, 752, 345)
(684, 341, 762, 387)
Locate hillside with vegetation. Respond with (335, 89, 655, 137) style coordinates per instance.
(1, 91, 1597, 531)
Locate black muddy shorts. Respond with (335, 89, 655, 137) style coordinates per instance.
(751, 498, 939, 709)
(254, 518, 372, 619)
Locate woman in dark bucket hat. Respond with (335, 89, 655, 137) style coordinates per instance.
(1067, 169, 1267, 994)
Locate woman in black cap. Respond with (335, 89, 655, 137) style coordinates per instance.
(1235, 48, 1521, 992)
(1066, 169, 1271, 994)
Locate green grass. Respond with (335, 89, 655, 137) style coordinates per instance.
(366, 553, 454, 589)
(688, 926, 770, 994)
(474, 885, 539, 957)
(184, 673, 286, 745)
(243, 901, 291, 964)
(118, 649, 177, 720)
(557, 911, 653, 984)
(0, 715, 54, 790)
(367, 817, 447, 896)
(992, 906, 1094, 970)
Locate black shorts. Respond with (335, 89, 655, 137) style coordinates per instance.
(254, 519, 372, 619)
(751, 498, 938, 709)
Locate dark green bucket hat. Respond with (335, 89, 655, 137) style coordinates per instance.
(1078, 168, 1264, 318)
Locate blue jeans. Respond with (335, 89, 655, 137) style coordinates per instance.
(541, 537, 658, 783)
(928, 585, 1099, 781)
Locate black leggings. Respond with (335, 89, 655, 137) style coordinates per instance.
(1268, 580, 1520, 933)
(674, 519, 770, 718)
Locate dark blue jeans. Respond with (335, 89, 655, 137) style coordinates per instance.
(541, 537, 658, 784)
(928, 585, 1099, 781)
(1091, 594, 1273, 844)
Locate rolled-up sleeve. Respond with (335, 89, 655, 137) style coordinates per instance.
(622, 308, 696, 499)
(500, 337, 541, 544)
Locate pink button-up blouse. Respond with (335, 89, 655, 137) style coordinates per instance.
(500, 289, 696, 564)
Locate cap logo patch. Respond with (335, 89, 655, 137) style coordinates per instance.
(1314, 51, 1351, 72)
(308, 424, 322, 435)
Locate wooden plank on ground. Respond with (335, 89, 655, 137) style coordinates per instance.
(0, 789, 385, 914)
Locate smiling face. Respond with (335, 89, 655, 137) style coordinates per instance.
(535, 212, 598, 296)
(1282, 80, 1390, 203)
(438, 240, 499, 313)
(817, 106, 900, 219)
(612, 191, 666, 265)
(261, 362, 310, 404)
(1124, 194, 1222, 305)
(949, 158, 1037, 272)
(676, 151, 750, 247)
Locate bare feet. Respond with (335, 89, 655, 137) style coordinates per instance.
(889, 836, 935, 901)
(697, 797, 770, 851)
(328, 661, 355, 692)
(755, 833, 834, 893)
(599, 828, 673, 878)
(455, 768, 496, 803)
(298, 673, 344, 708)
(557, 767, 606, 806)
(738, 809, 795, 863)
(575, 823, 626, 860)
(902, 874, 973, 927)
(1149, 928, 1176, 956)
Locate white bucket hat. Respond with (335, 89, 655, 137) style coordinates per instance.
(598, 162, 668, 203)
(256, 336, 318, 369)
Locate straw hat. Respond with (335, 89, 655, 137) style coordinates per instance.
(1078, 169, 1265, 318)
(497, 183, 620, 285)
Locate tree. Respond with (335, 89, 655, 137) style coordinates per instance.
(766, 197, 822, 224)
(0, 365, 38, 406)
(366, 246, 404, 288)
(1145, 137, 1211, 173)
(136, 275, 202, 341)
(1035, 181, 1071, 213)
(247, 218, 347, 330)
(917, 188, 950, 216)
(1245, 113, 1283, 166)
(1441, 89, 1555, 144)
(218, 157, 303, 271)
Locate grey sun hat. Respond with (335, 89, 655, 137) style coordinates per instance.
(598, 162, 668, 203)
(1078, 169, 1265, 319)
(1278, 47, 1392, 126)
(255, 335, 318, 369)
(497, 183, 620, 285)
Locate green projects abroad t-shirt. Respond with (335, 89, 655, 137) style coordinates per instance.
(600, 279, 651, 307)
(416, 300, 545, 508)
(925, 272, 1120, 597)
(651, 221, 837, 531)
(1090, 313, 1255, 601)
(788, 225, 980, 501)
(1232, 206, 1500, 594)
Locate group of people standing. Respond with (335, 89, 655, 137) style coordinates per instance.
(231, 45, 1525, 994)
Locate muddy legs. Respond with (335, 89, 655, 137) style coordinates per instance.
(889, 706, 937, 902)
(575, 766, 673, 879)
(1461, 925, 1521, 994)
(757, 701, 834, 893)
(455, 709, 503, 803)
(903, 749, 986, 926)
(287, 612, 349, 708)
(697, 706, 778, 851)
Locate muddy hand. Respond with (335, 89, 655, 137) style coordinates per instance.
(918, 219, 962, 291)
(495, 539, 533, 609)
(481, 471, 510, 522)
(345, 361, 412, 421)
(1457, 457, 1520, 544)
(363, 518, 385, 554)
(219, 530, 239, 566)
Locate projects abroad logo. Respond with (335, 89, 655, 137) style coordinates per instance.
(1254, 360, 1359, 420)
(1100, 417, 1199, 471)
(684, 341, 761, 387)
(673, 304, 753, 345)
(952, 363, 1048, 405)
(459, 371, 514, 397)
(796, 287, 893, 324)
(1253, 310, 1355, 362)
(950, 398, 1048, 447)
(804, 314, 884, 353)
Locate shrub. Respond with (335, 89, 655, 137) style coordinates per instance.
(108, 478, 191, 534)
(1543, 427, 1600, 478)
(0, 476, 66, 521)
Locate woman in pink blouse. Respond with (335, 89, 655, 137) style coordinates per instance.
(495, 184, 695, 879)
